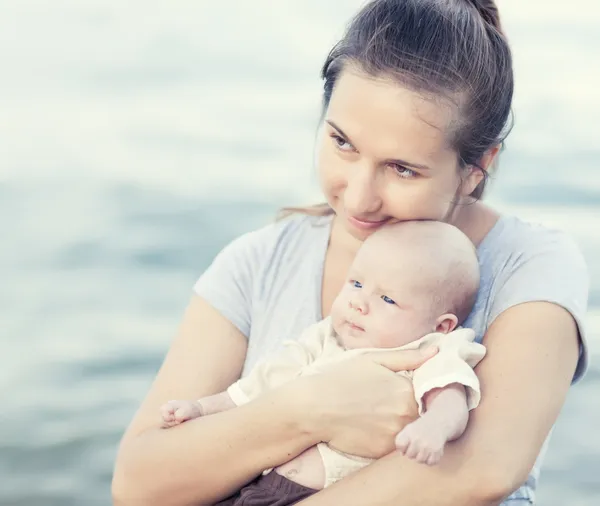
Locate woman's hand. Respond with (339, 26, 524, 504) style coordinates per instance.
(298, 347, 438, 459)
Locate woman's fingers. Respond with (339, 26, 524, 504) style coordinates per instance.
(368, 346, 438, 372)
(306, 349, 430, 458)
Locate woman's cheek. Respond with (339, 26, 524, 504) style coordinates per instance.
(319, 146, 346, 185)
(383, 183, 453, 222)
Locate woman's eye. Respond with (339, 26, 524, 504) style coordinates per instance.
(331, 134, 353, 151)
(390, 164, 417, 179)
(381, 295, 396, 305)
(352, 280, 363, 288)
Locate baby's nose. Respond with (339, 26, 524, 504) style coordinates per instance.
(349, 296, 369, 314)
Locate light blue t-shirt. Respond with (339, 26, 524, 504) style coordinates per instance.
(194, 213, 589, 505)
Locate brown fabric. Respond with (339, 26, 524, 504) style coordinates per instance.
(215, 472, 318, 506)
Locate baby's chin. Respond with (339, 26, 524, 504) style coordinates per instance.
(337, 324, 427, 349)
(336, 326, 374, 350)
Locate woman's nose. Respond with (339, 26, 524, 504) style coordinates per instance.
(344, 167, 382, 216)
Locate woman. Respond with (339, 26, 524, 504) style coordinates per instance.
(112, 1, 589, 505)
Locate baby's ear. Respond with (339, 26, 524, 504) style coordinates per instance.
(434, 314, 458, 334)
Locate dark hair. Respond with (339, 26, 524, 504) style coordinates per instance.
(282, 0, 513, 218)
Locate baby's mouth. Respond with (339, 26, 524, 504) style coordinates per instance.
(347, 321, 364, 332)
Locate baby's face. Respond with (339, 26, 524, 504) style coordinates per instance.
(331, 241, 439, 349)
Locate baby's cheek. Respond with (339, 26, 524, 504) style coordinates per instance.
(375, 321, 414, 348)
(370, 326, 401, 348)
(331, 290, 350, 316)
(329, 303, 346, 332)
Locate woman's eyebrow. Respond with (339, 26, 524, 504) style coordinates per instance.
(326, 119, 352, 141)
(325, 119, 433, 172)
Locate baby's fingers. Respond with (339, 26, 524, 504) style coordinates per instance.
(426, 451, 442, 466)
(405, 440, 421, 459)
(174, 408, 192, 422)
(415, 447, 430, 464)
(159, 403, 175, 419)
(394, 432, 411, 454)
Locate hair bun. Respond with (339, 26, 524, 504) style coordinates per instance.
(467, 0, 502, 32)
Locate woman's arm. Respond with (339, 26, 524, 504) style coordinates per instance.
(112, 295, 437, 506)
(112, 295, 319, 506)
(295, 301, 581, 505)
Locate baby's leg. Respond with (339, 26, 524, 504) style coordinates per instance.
(274, 446, 325, 490)
(395, 383, 468, 465)
(160, 391, 236, 428)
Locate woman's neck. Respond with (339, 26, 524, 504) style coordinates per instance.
(451, 201, 500, 247)
(329, 216, 363, 259)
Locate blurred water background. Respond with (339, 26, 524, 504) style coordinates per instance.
(1, 1, 599, 505)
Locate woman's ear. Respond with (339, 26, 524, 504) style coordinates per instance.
(481, 145, 501, 169)
(460, 144, 501, 197)
(434, 314, 459, 334)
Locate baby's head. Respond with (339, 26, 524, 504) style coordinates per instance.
(331, 221, 480, 350)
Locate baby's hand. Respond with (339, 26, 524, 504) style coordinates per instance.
(394, 416, 447, 466)
(160, 400, 204, 428)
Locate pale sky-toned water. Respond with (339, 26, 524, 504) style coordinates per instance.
(1, 2, 599, 505)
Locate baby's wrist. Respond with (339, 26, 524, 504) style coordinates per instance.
(194, 399, 206, 415)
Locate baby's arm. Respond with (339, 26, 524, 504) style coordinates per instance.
(160, 391, 236, 428)
(395, 383, 468, 465)
(395, 328, 485, 465)
(160, 320, 330, 428)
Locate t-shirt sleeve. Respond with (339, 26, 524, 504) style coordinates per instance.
(488, 230, 590, 382)
(193, 228, 268, 338)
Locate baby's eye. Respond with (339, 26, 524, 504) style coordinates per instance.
(381, 295, 396, 305)
(352, 280, 363, 288)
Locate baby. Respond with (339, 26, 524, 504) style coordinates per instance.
(161, 220, 486, 499)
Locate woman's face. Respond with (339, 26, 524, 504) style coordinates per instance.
(317, 68, 483, 241)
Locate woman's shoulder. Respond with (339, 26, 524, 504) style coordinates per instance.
(479, 214, 587, 270)
(226, 212, 332, 258)
(478, 213, 589, 301)
(468, 213, 590, 381)
(201, 211, 333, 288)
(193, 213, 331, 337)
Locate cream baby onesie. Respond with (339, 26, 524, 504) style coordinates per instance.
(227, 317, 486, 487)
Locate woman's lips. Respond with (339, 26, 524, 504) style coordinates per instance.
(348, 215, 389, 230)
